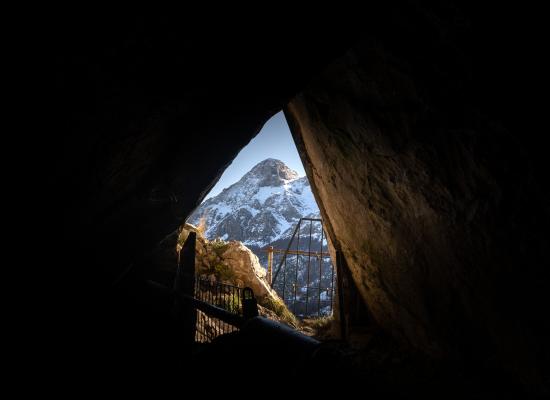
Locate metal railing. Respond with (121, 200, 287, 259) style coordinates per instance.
(269, 218, 336, 318)
(194, 277, 243, 342)
(174, 231, 258, 344)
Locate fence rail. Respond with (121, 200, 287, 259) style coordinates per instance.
(173, 231, 258, 344)
(194, 277, 244, 342)
(269, 218, 336, 318)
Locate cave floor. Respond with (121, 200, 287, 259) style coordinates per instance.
(105, 273, 528, 395)
(187, 321, 526, 396)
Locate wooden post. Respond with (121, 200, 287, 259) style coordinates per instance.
(267, 246, 274, 285)
(174, 231, 197, 346)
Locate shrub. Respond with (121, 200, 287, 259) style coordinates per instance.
(303, 315, 333, 330)
(260, 296, 299, 328)
(214, 263, 235, 283)
(197, 215, 207, 237)
(210, 238, 229, 256)
(218, 292, 242, 314)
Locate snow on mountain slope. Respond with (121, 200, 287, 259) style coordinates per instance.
(188, 158, 335, 317)
(188, 158, 323, 254)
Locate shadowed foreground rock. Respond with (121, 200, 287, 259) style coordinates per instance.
(285, 36, 548, 388)
(45, 4, 549, 395)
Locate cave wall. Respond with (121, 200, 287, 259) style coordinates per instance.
(285, 8, 548, 388)
(46, 4, 549, 392)
(47, 18, 358, 378)
(51, 17, 355, 287)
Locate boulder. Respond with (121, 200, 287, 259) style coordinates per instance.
(220, 241, 276, 301)
(175, 224, 281, 302)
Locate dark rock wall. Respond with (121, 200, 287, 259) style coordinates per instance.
(47, 5, 548, 392)
(285, 7, 548, 388)
(52, 17, 354, 285)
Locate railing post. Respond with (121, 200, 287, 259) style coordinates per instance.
(242, 287, 259, 320)
(174, 231, 197, 345)
(267, 246, 274, 285)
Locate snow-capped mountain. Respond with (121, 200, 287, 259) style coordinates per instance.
(188, 159, 323, 263)
(188, 158, 335, 317)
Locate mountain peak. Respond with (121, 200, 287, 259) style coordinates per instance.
(245, 158, 299, 186)
(189, 157, 319, 250)
(255, 158, 284, 166)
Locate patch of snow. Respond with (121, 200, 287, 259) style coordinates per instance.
(270, 212, 294, 242)
(241, 205, 259, 217)
(209, 202, 232, 217)
(254, 186, 280, 205)
(188, 159, 325, 258)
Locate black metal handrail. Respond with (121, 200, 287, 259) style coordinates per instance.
(177, 292, 245, 328)
(195, 276, 244, 316)
(173, 231, 258, 343)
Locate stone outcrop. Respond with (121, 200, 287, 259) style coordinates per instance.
(285, 36, 548, 387)
(177, 224, 283, 309)
(218, 241, 273, 299)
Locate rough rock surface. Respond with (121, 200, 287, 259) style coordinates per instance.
(285, 37, 548, 387)
(219, 241, 274, 299)
(177, 225, 280, 305)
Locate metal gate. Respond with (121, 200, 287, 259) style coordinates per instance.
(194, 277, 244, 342)
(174, 231, 258, 344)
(269, 218, 335, 318)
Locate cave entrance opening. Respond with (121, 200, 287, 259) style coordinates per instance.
(184, 111, 336, 321)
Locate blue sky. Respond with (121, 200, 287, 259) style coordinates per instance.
(204, 111, 305, 200)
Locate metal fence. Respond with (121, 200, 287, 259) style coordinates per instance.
(271, 218, 336, 318)
(194, 277, 243, 342)
(174, 231, 258, 346)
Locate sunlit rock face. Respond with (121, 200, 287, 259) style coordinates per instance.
(285, 39, 548, 386)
